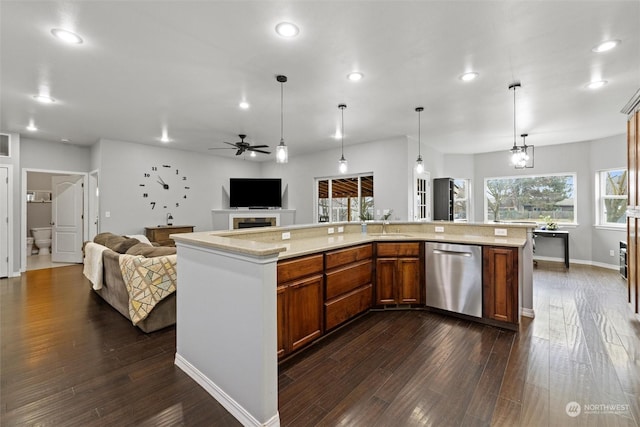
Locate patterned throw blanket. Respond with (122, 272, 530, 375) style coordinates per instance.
(119, 254, 177, 325)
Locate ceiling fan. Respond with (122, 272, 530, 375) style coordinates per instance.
(208, 134, 270, 156)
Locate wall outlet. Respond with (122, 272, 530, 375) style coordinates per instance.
(494, 228, 508, 236)
(338, 226, 344, 233)
(435, 226, 445, 233)
(282, 232, 291, 240)
(610, 249, 615, 257)
(105, 211, 111, 218)
(328, 227, 335, 234)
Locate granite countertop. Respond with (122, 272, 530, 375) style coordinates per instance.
(171, 227, 529, 260)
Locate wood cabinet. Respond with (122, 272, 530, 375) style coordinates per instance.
(483, 246, 519, 324)
(324, 244, 373, 331)
(276, 254, 324, 358)
(145, 225, 194, 246)
(375, 242, 422, 306)
(624, 90, 640, 315)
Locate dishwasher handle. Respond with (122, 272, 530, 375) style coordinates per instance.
(432, 248, 473, 257)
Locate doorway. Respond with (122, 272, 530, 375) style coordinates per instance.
(22, 169, 89, 271)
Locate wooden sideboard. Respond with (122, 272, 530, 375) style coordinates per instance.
(145, 225, 194, 246)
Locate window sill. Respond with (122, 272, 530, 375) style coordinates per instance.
(594, 225, 626, 231)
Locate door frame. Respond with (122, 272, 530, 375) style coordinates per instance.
(0, 164, 14, 277)
(21, 168, 89, 271)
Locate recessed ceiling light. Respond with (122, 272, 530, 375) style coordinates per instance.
(592, 40, 620, 53)
(26, 122, 38, 132)
(51, 28, 83, 44)
(275, 22, 299, 38)
(587, 80, 608, 89)
(459, 72, 479, 81)
(61, 138, 70, 144)
(239, 101, 250, 109)
(33, 95, 55, 104)
(347, 72, 364, 82)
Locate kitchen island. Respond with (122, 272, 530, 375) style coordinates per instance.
(171, 221, 534, 427)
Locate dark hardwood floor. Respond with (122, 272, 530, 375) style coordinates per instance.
(1, 262, 638, 426)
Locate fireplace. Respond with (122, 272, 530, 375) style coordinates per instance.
(233, 217, 278, 229)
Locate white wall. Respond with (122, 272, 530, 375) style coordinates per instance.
(470, 134, 626, 267)
(261, 136, 410, 224)
(97, 139, 260, 234)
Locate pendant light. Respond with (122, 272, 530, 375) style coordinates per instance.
(338, 104, 348, 173)
(415, 107, 424, 173)
(508, 82, 524, 167)
(515, 133, 534, 169)
(276, 75, 288, 164)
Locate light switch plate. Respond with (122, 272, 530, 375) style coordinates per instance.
(494, 228, 508, 236)
(435, 226, 445, 233)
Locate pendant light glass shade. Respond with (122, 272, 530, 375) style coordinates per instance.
(415, 107, 424, 173)
(338, 104, 347, 173)
(276, 75, 288, 164)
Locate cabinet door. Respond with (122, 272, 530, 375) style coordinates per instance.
(375, 258, 397, 304)
(483, 246, 518, 323)
(288, 274, 323, 352)
(277, 285, 287, 358)
(398, 258, 420, 304)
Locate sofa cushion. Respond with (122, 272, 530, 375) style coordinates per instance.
(112, 238, 141, 254)
(126, 243, 177, 257)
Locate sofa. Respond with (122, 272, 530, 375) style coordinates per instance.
(83, 232, 177, 333)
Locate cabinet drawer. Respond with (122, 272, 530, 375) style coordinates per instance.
(325, 260, 372, 300)
(325, 244, 373, 270)
(325, 284, 372, 331)
(277, 254, 324, 283)
(376, 242, 420, 257)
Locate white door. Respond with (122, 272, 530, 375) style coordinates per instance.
(88, 171, 99, 240)
(0, 167, 8, 277)
(51, 175, 84, 263)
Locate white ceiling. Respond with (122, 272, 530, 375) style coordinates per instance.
(1, 1, 639, 161)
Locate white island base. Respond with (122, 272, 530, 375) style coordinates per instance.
(173, 240, 282, 427)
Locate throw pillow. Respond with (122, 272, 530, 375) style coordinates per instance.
(111, 238, 141, 254)
(126, 243, 177, 257)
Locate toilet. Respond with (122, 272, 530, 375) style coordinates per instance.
(26, 237, 34, 256)
(31, 227, 52, 255)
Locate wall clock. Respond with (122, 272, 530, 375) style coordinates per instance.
(140, 164, 190, 210)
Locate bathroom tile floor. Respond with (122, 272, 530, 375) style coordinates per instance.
(26, 254, 77, 271)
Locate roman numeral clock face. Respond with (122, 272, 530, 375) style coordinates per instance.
(140, 164, 190, 210)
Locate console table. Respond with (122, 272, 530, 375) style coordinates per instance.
(533, 229, 569, 268)
(145, 225, 194, 246)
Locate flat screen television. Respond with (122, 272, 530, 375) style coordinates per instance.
(230, 178, 282, 208)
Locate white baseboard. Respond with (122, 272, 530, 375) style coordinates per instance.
(534, 256, 619, 271)
(521, 308, 535, 318)
(174, 353, 280, 427)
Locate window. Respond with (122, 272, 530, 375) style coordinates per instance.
(454, 179, 470, 222)
(596, 168, 627, 227)
(484, 173, 577, 224)
(414, 170, 430, 221)
(316, 174, 373, 223)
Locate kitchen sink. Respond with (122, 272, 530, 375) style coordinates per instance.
(369, 233, 412, 238)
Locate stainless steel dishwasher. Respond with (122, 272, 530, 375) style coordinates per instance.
(425, 242, 482, 318)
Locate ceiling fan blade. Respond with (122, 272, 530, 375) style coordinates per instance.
(235, 149, 243, 156)
(223, 141, 238, 147)
(208, 147, 235, 150)
(250, 145, 269, 149)
(251, 149, 271, 154)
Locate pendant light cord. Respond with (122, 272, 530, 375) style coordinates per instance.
(341, 106, 344, 156)
(418, 109, 421, 157)
(513, 85, 516, 146)
(280, 81, 284, 143)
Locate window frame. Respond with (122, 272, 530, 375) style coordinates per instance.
(453, 178, 471, 222)
(595, 167, 627, 229)
(315, 172, 374, 223)
(483, 172, 578, 225)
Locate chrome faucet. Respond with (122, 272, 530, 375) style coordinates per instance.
(382, 220, 390, 234)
